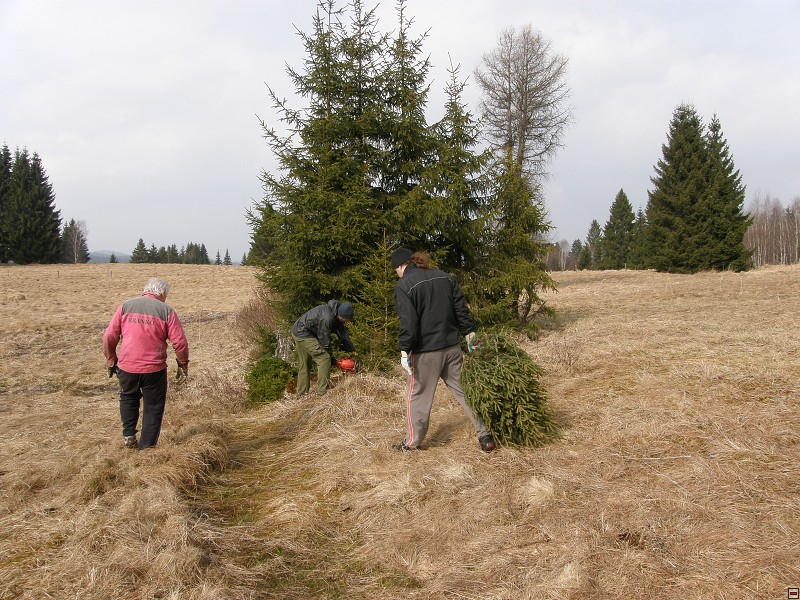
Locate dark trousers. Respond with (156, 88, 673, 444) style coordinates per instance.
(117, 368, 168, 449)
(292, 334, 332, 396)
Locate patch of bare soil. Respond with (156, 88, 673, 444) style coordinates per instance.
(1, 263, 798, 599)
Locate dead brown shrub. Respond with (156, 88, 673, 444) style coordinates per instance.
(235, 285, 282, 356)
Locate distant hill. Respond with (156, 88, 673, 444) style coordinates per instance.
(88, 251, 130, 264)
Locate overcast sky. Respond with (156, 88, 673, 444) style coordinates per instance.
(2, 0, 798, 261)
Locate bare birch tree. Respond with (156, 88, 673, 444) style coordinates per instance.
(61, 219, 90, 264)
(744, 193, 800, 266)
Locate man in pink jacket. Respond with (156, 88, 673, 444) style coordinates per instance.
(103, 277, 189, 450)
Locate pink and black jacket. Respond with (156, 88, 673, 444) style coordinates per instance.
(103, 292, 189, 374)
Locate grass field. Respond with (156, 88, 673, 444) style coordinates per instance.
(1, 263, 798, 599)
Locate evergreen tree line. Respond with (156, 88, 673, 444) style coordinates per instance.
(1, 144, 93, 265)
(129, 238, 230, 265)
(546, 104, 753, 274)
(1, 141, 245, 268)
(0, 144, 63, 264)
(249, 0, 566, 359)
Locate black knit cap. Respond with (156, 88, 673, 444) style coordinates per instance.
(391, 247, 413, 269)
(338, 301, 354, 320)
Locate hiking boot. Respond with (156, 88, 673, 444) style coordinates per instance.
(123, 435, 138, 449)
(392, 441, 417, 451)
(479, 434, 496, 452)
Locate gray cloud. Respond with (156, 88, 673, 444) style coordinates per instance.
(1, 0, 797, 256)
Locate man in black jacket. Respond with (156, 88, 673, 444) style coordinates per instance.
(391, 248, 496, 452)
(291, 300, 355, 396)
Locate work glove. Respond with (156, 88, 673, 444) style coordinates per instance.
(400, 351, 412, 375)
(176, 361, 188, 384)
(466, 332, 479, 353)
(108, 363, 118, 378)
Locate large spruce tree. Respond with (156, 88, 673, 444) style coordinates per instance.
(703, 115, 752, 270)
(252, 0, 389, 318)
(250, 0, 556, 353)
(3, 148, 62, 264)
(598, 188, 635, 269)
(646, 104, 707, 272)
(0, 144, 12, 262)
(251, 1, 486, 312)
(646, 104, 750, 273)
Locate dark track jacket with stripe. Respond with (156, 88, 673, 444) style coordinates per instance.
(394, 264, 475, 354)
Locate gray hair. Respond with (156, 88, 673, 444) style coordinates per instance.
(143, 277, 170, 297)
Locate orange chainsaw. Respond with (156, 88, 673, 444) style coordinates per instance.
(336, 356, 362, 373)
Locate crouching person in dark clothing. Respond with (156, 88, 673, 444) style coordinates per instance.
(291, 300, 356, 397)
(103, 277, 189, 450)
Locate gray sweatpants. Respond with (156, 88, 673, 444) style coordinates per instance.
(402, 344, 490, 448)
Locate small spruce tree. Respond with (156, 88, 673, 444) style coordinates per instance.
(627, 208, 649, 269)
(598, 189, 635, 269)
(130, 239, 148, 263)
(580, 220, 602, 270)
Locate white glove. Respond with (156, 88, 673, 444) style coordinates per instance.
(400, 351, 412, 374)
(466, 332, 478, 353)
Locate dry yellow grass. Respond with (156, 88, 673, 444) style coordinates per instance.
(1, 263, 798, 599)
(0, 264, 259, 599)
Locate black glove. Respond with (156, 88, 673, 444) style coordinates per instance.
(108, 364, 117, 378)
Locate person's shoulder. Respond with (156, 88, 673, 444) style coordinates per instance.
(121, 295, 141, 308)
(318, 303, 335, 320)
(423, 267, 452, 283)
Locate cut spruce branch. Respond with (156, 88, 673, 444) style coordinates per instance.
(462, 329, 558, 447)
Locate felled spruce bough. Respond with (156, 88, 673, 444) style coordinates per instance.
(462, 329, 559, 447)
